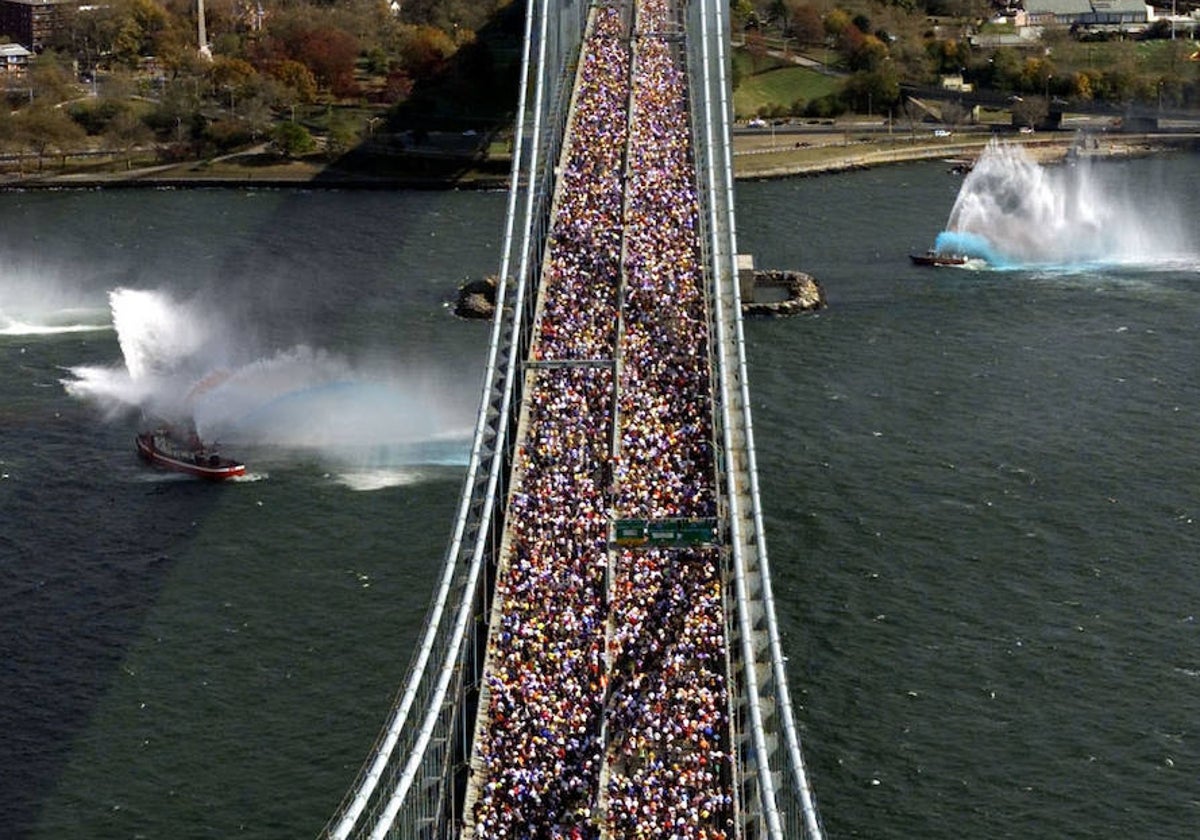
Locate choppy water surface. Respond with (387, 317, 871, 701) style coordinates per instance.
(3, 154, 1199, 839)
(740, 152, 1200, 838)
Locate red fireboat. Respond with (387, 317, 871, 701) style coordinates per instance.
(135, 425, 245, 481)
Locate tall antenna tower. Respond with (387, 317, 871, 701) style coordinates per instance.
(198, 0, 212, 58)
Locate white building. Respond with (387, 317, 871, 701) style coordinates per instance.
(0, 41, 31, 74)
(1024, 0, 1151, 26)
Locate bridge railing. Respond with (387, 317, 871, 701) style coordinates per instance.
(686, 0, 825, 838)
(319, 2, 587, 838)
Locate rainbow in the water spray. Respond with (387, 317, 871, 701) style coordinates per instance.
(931, 138, 1193, 269)
(62, 287, 473, 469)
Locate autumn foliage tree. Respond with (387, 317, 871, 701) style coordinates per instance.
(788, 3, 824, 44)
(398, 24, 457, 80)
(292, 27, 360, 97)
(269, 59, 319, 104)
(251, 10, 362, 99)
(15, 105, 86, 169)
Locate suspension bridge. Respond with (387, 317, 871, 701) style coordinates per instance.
(322, 1, 823, 837)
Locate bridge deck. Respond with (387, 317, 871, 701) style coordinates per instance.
(462, 2, 734, 837)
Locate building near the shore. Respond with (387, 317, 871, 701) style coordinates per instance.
(0, 0, 75, 51)
(0, 42, 31, 74)
(940, 73, 973, 93)
(1024, 0, 1151, 26)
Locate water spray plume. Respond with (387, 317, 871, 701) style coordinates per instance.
(110, 288, 212, 381)
(62, 288, 226, 421)
(934, 138, 1194, 269)
(62, 287, 473, 470)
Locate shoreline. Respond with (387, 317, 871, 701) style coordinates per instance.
(730, 130, 1200, 180)
(1, 131, 1196, 191)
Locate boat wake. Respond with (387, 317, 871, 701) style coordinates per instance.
(0, 271, 111, 336)
(0, 313, 110, 336)
(330, 468, 433, 492)
(931, 138, 1197, 270)
(62, 287, 474, 473)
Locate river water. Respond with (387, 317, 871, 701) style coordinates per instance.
(2, 152, 1198, 839)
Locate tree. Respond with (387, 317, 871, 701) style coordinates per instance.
(398, 24, 456, 80)
(103, 108, 152, 169)
(770, 0, 793, 32)
(926, 37, 966, 75)
(28, 51, 76, 105)
(271, 120, 315, 158)
(271, 60, 318, 104)
(939, 100, 967, 128)
(1011, 96, 1048, 129)
(901, 96, 924, 139)
(209, 56, 257, 95)
(399, 0, 505, 36)
(0, 108, 18, 165)
(988, 47, 1023, 92)
(842, 65, 900, 113)
(383, 69, 414, 103)
(324, 110, 359, 159)
(110, 0, 172, 67)
(731, 0, 756, 30)
(48, 3, 124, 74)
(823, 9, 853, 41)
(238, 89, 278, 139)
(206, 56, 258, 115)
(745, 30, 768, 73)
(15, 106, 87, 170)
(293, 26, 360, 96)
(205, 117, 253, 152)
(849, 34, 889, 72)
(1018, 57, 1056, 96)
(1072, 70, 1096, 102)
(788, 3, 824, 45)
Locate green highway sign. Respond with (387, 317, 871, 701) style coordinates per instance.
(612, 517, 719, 547)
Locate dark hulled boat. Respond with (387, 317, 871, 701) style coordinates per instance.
(136, 427, 245, 481)
(910, 251, 968, 267)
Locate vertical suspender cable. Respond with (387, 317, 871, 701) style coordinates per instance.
(366, 2, 557, 838)
(325, 2, 540, 838)
(696, 0, 784, 836)
(710, 0, 823, 835)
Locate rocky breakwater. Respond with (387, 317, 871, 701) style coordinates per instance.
(742, 269, 825, 316)
(454, 276, 498, 319)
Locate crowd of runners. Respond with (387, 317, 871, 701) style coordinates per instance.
(470, 2, 732, 837)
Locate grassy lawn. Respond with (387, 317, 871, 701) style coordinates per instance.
(734, 66, 841, 119)
(975, 107, 1012, 125)
(1050, 38, 1196, 76)
(731, 47, 792, 78)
